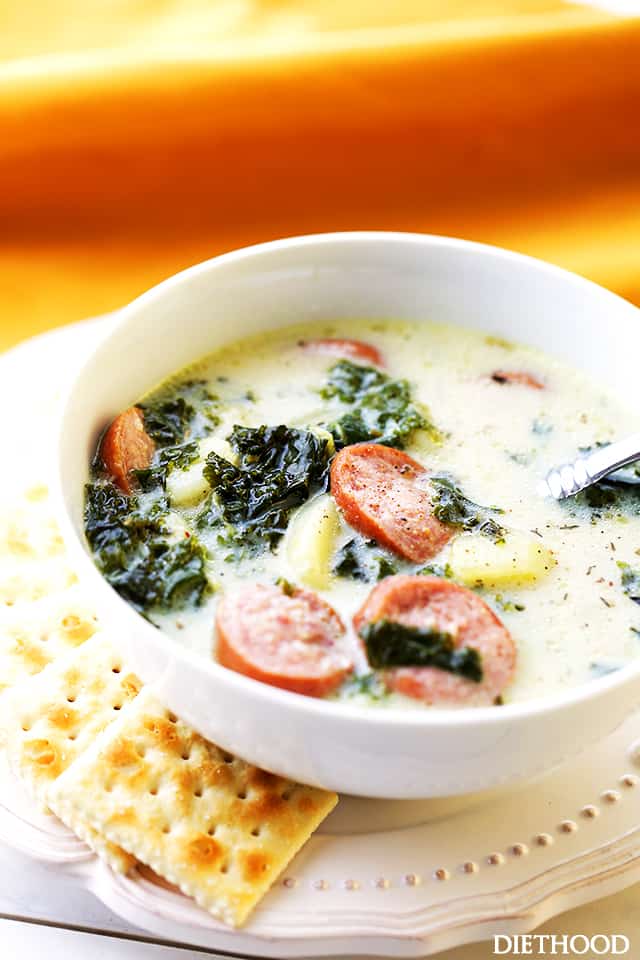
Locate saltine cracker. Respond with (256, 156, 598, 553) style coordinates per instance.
(51, 688, 338, 926)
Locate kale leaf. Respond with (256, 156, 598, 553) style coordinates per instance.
(104, 537, 209, 612)
(140, 380, 220, 447)
(85, 481, 164, 563)
(320, 360, 387, 402)
(569, 482, 640, 518)
(561, 443, 640, 519)
(333, 537, 398, 582)
(134, 440, 200, 492)
(133, 378, 219, 491)
(619, 561, 640, 604)
(84, 480, 210, 615)
(320, 359, 440, 449)
(429, 475, 506, 541)
(199, 424, 332, 552)
(141, 397, 194, 446)
(359, 619, 483, 682)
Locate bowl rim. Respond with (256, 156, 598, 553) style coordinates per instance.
(54, 229, 640, 732)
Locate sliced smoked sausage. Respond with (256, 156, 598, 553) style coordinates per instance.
(100, 406, 155, 494)
(490, 370, 544, 389)
(299, 338, 385, 367)
(354, 574, 516, 706)
(216, 583, 353, 698)
(330, 443, 453, 563)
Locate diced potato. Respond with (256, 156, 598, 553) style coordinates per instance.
(309, 426, 336, 457)
(285, 494, 339, 590)
(167, 436, 236, 507)
(166, 463, 209, 507)
(448, 530, 555, 587)
(198, 435, 236, 463)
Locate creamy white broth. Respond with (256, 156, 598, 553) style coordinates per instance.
(100, 320, 640, 707)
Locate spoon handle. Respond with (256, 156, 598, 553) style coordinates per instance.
(542, 432, 640, 500)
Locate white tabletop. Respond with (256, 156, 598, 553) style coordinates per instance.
(2, 841, 639, 959)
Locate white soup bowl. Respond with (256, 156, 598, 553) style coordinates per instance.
(56, 232, 640, 799)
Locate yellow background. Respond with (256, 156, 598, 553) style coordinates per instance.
(1, 1, 639, 351)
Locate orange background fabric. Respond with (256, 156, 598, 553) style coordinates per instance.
(1, 1, 639, 352)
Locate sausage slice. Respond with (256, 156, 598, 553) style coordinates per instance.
(100, 406, 155, 494)
(299, 337, 385, 367)
(330, 443, 453, 563)
(216, 583, 353, 698)
(354, 575, 516, 706)
(490, 370, 544, 389)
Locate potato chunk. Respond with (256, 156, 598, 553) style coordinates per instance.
(167, 436, 235, 507)
(285, 494, 339, 589)
(448, 530, 555, 587)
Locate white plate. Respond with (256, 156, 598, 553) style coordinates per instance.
(2, 320, 640, 957)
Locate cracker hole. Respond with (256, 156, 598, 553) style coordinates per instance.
(207, 825, 217, 836)
(281, 790, 293, 801)
(251, 827, 260, 837)
(68, 734, 77, 741)
(237, 791, 247, 800)
(21, 723, 31, 732)
(168, 713, 178, 724)
(66, 696, 76, 703)
(112, 704, 122, 711)
(162, 825, 171, 834)
(181, 751, 191, 761)
(220, 862, 230, 874)
(222, 753, 233, 764)
(149, 786, 159, 796)
(194, 789, 203, 798)
(112, 666, 121, 674)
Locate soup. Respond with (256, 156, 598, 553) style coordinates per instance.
(84, 320, 640, 708)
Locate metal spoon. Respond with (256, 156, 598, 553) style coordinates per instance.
(541, 433, 640, 500)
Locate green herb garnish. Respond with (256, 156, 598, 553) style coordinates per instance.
(485, 335, 514, 350)
(333, 537, 398, 582)
(532, 418, 553, 436)
(359, 619, 483, 682)
(493, 594, 526, 613)
(276, 577, 296, 596)
(429, 475, 506, 542)
(589, 660, 624, 679)
(506, 451, 532, 466)
(420, 562, 455, 579)
(618, 561, 640, 604)
(341, 672, 389, 701)
(199, 424, 332, 553)
(320, 359, 441, 449)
